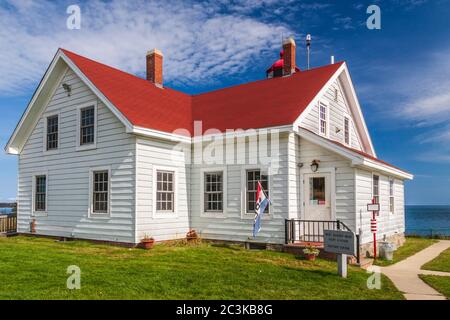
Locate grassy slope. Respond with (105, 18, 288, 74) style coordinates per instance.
(419, 275, 450, 299)
(0, 237, 403, 300)
(422, 247, 450, 272)
(374, 237, 437, 267)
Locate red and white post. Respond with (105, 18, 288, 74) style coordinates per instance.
(370, 198, 378, 259)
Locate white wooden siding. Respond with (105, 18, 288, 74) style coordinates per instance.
(300, 80, 362, 150)
(17, 68, 136, 243)
(296, 138, 356, 231)
(355, 168, 405, 244)
(135, 138, 190, 242)
(189, 133, 290, 244)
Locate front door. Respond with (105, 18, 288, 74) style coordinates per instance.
(303, 173, 331, 221)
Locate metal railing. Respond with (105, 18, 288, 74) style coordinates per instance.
(285, 219, 352, 244)
(0, 215, 17, 233)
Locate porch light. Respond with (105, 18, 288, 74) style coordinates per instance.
(310, 160, 320, 172)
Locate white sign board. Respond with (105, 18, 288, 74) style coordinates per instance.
(367, 203, 380, 212)
(324, 230, 356, 256)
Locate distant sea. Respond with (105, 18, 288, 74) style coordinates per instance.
(0, 207, 12, 215)
(406, 205, 450, 237)
(0, 205, 449, 236)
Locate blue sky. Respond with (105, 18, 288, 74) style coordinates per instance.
(0, 0, 450, 204)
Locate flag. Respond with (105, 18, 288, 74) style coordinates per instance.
(253, 181, 270, 238)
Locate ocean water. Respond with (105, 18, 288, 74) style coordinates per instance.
(0, 207, 12, 215)
(406, 205, 450, 236)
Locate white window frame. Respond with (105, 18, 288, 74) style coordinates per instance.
(389, 177, 395, 215)
(240, 165, 271, 219)
(76, 101, 98, 152)
(152, 165, 178, 218)
(32, 171, 48, 216)
(88, 166, 111, 217)
(371, 173, 380, 205)
(318, 101, 329, 137)
(200, 167, 227, 218)
(343, 114, 351, 146)
(42, 111, 60, 154)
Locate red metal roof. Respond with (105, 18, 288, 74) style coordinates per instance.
(62, 49, 193, 135)
(61, 48, 342, 136)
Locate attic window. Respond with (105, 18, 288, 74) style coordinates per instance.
(334, 88, 338, 102)
(319, 102, 328, 136)
(344, 116, 350, 146)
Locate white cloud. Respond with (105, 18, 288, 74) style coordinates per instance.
(0, 0, 295, 95)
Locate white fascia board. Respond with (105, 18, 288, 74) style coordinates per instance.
(296, 127, 361, 162)
(192, 124, 293, 143)
(296, 127, 412, 180)
(293, 63, 346, 128)
(4, 50, 64, 154)
(359, 158, 414, 180)
(339, 65, 376, 157)
(59, 51, 134, 132)
(131, 126, 191, 143)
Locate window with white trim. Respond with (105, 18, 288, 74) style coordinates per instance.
(372, 174, 380, 204)
(46, 115, 58, 151)
(80, 106, 95, 145)
(344, 116, 350, 146)
(34, 175, 47, 212)
(389, 178, 395, 214)
(204, 172, 223, 212)
(92, 170, 108, 213)
(319, 102, 327, 136)
(156, 170, 175, 212)
(246, 169, 269, 214)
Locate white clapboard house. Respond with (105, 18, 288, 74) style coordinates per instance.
(5, 38, 412, 255)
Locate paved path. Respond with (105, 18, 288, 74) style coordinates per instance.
(380, 240, 450, 300)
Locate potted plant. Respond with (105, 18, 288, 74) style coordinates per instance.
(303, 245, 320, 261)
(140, 234, 155, 249)
(186, 229, 198, 241)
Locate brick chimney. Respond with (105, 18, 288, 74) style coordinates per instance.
(146, 49, 163, 87)
(282, 38, 296, 76)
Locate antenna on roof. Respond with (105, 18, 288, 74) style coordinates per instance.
(306, 34, 311, 70)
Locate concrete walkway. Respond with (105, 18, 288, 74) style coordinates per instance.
(380, 240, 450, 300)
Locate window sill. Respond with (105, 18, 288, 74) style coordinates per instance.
(89, 213, 110, 219)
(43, 149, 59, 156)
(153, 212, 178, 219)
(201, 212, 227, 219)
(241, 213, 272, 220)
(32, 212, 48, 217)
(76, 144, 97, 152)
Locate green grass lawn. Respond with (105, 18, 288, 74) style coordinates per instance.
(374, 237, 437, 267)
(419, 275, 450, 299)
(0, 236, 403, 300)
(421, 247, 450, 272)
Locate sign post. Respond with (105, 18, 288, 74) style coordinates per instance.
(324, 230, 356, 278)
(367, 199, 380, 259)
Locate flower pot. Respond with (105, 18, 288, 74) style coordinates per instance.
(186, 230, 198, 241)
(141, 239, 155, 249)
(304, 253, 317, 261)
